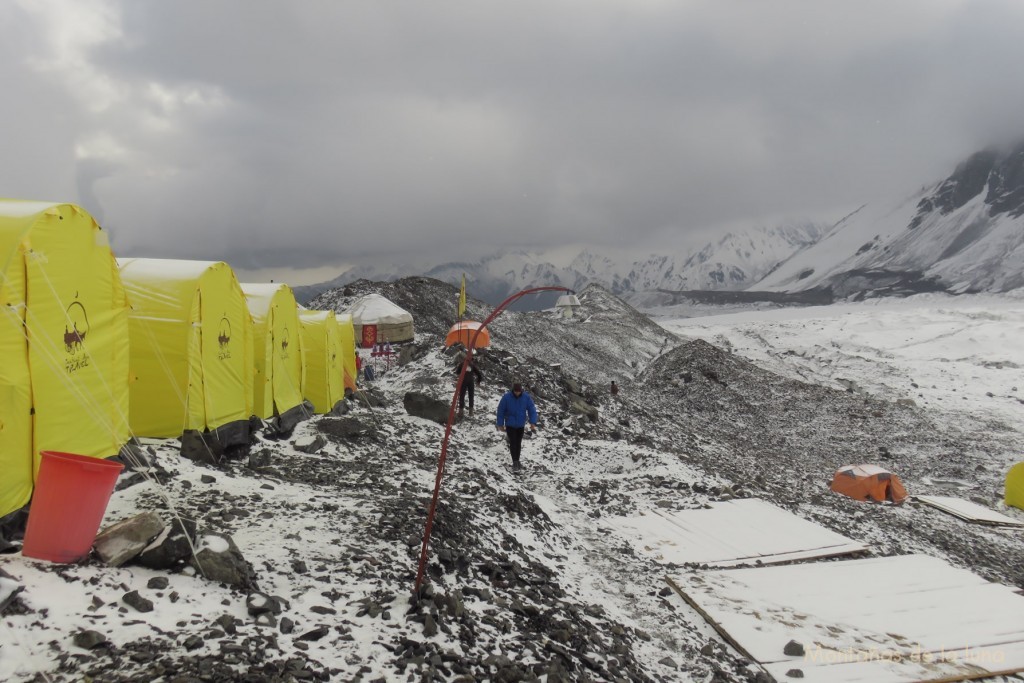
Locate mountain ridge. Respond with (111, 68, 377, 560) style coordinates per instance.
(294, 140, 1024, 306)
(294, 222, 826, 307)
(758, 140, 1024, 296)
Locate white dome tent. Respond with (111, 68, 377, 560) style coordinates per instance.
(346, 293, 415, 347)
(555, 293, 582, 319)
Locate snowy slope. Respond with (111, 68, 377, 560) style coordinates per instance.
(654, 291, 1024, 432)
(756, 143, 1024, 295)
(754, 196, 926, 293)
(624, 222, 826, 292)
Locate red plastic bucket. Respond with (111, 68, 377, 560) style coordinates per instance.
(21, 451, 124, 563)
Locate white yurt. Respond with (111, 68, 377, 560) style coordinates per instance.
(347, 293, 414, 347)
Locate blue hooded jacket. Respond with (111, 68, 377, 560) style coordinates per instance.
(495, 390, 537, 429)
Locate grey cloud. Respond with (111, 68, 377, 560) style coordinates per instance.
(4, 1, 1024, 271)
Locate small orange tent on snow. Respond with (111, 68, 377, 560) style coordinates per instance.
(445, 321, 490, 349)
(830, 464, 908, 504)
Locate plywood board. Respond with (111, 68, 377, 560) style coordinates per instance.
(609, 498, 868, 568)
(669, 555, 1024, 682)
(914, 495, 1024, 528)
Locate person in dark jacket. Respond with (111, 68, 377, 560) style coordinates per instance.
(455, 359, 483, 416)
(495, 382, 538, 471)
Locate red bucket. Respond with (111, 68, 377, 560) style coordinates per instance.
(21, 451, 124, 563)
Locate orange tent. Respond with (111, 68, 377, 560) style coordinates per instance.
(445, 321, 490, 349)
(830, 464, 908, 504)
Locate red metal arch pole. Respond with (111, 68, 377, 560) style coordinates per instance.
(414, 285, 570, 593)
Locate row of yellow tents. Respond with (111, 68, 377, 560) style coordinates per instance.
(0, 200, 357, 520)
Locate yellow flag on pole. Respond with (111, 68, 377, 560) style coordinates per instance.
(458, 273, 467, 318)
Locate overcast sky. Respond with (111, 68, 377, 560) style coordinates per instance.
(3, 0, 1024, 283)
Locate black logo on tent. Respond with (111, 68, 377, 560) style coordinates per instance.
(64, 299, 91, 373)
(280, 327, 290, 359)
(217, 316, 232, 361)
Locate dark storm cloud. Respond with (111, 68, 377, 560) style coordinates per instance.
(3, 0, 1024, 272)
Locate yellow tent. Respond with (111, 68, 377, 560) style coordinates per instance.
(1007, 462, 1024, 511)
(298, 310, 346, 413)
(0, 201, 129, 519)
(336, 312, 357, 392)
(240, 283, 305, 421)
(118, 259, 254, 443)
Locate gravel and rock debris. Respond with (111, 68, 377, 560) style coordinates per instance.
(1, 279, 1022, 682)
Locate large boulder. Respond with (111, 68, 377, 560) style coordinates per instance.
(137, 516, 197, 570)
(180, 419, 252, 465)
(189, 532, 253, 588)
(397, 345, 416, 367)
(94, 512, 166, 567)
(267, 401, 316, 438)
(353, 388, 387, 408)
(403, 392, 450, 425)
(180, 430, 224, 465)
(292, 434, 327, 454)
(318, 416, 377, 440)
(568, 395, 600, 423)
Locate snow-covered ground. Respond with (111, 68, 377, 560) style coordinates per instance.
(653, 292, 1024, 439)
(2, 289, 1023, 682)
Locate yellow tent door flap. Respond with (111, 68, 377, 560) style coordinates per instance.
(336, 312, 357, 392)
(0, 201, 129, 519)
(119, 258, 254, 439)
(241, 283, 305, 420)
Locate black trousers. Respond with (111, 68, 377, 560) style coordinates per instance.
(507, 427, 525, 465)
(458, 381, 475, 411)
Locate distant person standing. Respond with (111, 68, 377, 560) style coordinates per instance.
(496, 382, 538, 471)
(455, 358, 483, 417)
(610, 381, 619, 396)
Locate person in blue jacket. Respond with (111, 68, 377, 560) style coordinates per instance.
(495, 382, 538, 471)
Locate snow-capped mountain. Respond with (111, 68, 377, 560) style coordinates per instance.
(294, 223, 826, 306)
(422, 252, 587, 309)
(619, 222, 825, 292)
(297, 140, 1024, 305)
(755, 141, 1024, 296)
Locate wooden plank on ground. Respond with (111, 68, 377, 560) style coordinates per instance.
(608, 498, 868, 567)
(670, 555, 1024, 683)
(914, 495, 1024, 528)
